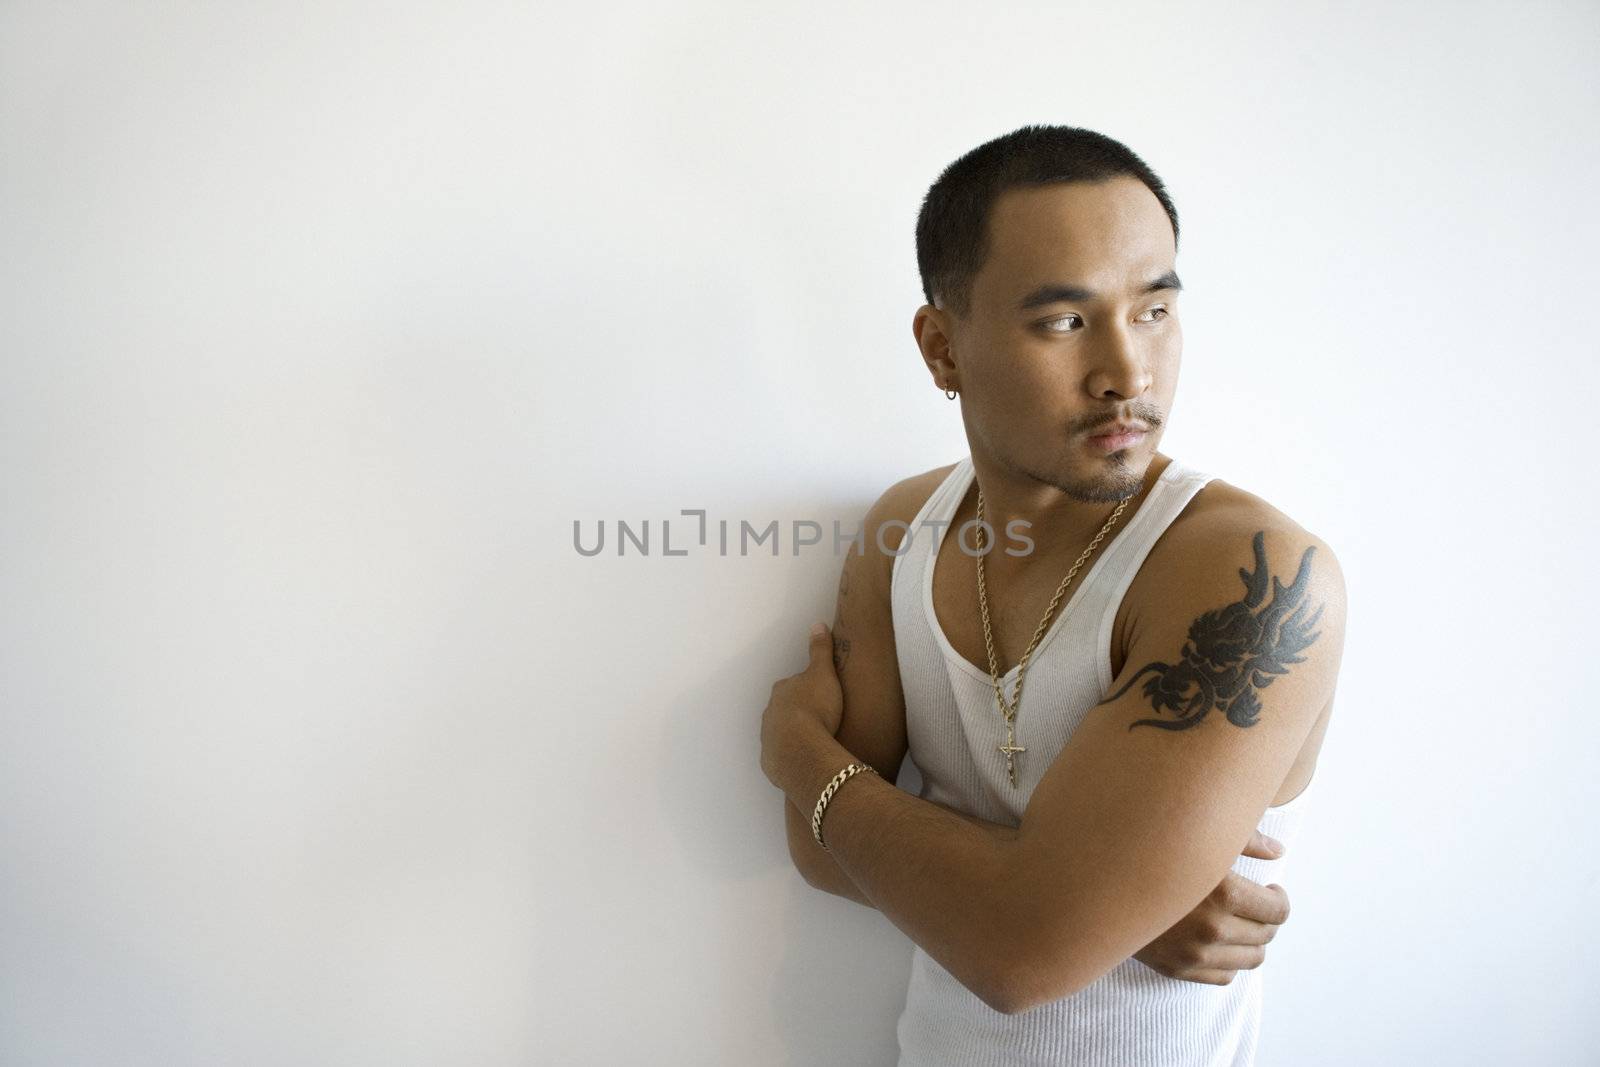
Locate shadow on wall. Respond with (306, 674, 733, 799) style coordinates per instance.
(766, 757, 926, 1066)
(653, 596, 931, 1064)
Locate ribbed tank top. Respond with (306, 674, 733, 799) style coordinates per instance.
(890, 454, 1317, 1067)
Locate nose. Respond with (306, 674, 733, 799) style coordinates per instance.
(1083, 320, 1153, 400)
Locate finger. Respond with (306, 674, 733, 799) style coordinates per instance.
(1210, 912, 1279, 947)
(1224, 877, 1291, 926)
(1190, 944, 1269, 972)
(1239, 829, 1285, 860)
(1177, 968, 1241, 987)
(807, 622, 835, 672)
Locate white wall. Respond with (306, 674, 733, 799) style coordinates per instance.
(3, 2, 1596, 1064)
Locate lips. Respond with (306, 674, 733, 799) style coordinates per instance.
(1087, 421, 1150, 439)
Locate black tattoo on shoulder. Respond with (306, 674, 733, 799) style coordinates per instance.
(1103, 530, 1324, 732)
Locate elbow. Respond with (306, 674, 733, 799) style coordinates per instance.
(786, 822, 841, 895)
(996, 982, 1087, 1017)
(981, 965, 1086, 1017)
(790, 847, 827, 893)
(980, 921, 1091, 1016)
(784, 803, 821, 884)
(796, 860, 834, 894)
(977, 974, 1035, 1017)
(984, 970, 1088, 1017)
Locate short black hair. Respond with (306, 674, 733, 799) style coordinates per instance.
(915, 124, 1180, 318)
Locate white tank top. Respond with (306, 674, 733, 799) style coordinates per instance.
(890, 454, 1316, 1067)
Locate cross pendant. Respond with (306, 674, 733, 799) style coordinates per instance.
(997, 732, 1027, 788)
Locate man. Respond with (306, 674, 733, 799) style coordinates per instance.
(760, 125, 1346, 1065)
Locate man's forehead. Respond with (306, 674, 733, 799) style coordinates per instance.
(981, 180, 1175, 296)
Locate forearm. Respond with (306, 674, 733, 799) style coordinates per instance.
(785, 790, 1019, 908)
(785, 800, 873, 905)
(774, 728, 1025, 1010)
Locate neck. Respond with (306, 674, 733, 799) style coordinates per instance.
(966, 450, 1172, 565)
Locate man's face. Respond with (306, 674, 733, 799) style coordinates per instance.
(952, 177, 1181, 503)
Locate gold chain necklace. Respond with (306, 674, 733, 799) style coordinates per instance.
(974, 487, 1132, 788)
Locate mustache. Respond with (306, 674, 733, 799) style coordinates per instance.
(1076, 408, 1163, 434)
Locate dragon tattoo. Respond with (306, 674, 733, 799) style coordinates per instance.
(1103, 530, 1325, 733)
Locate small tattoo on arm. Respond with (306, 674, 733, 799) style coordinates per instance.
(831, 564, 852, 671)
(1102, 530, 1325, 732)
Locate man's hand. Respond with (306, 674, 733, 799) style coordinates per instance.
(760, 623, 846, 790)
(1132, 830, 1292, 985)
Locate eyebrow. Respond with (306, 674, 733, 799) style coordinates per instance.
(1015, 270, 1184, 311)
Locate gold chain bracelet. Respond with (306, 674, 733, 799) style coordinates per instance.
(811, 761, 878, 851)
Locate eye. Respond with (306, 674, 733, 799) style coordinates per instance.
(1138, 306, 1170, 323)
(1039, 313, 1083, 333)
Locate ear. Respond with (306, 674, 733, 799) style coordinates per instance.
(912, 303, 959, 392)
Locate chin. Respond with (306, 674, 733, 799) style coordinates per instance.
(1044, 460, 1142, 504)
(1081, 449, 1149, 497)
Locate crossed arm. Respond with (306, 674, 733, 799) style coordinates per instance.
(766, 507, 1345, 1015)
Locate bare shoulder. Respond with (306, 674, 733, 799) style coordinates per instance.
(850, 460, 961, 585)
(1154, 476, 1346, 594)
(875, 461, 960, 526)
(1127, 473, 1348, 751)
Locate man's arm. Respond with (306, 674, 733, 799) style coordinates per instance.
(788, 797, 1018, 905)
(771, 516, 1345, 1014)
(784, 468, 1021, 907)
